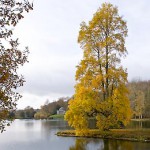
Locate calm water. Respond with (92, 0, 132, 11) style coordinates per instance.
(0, 119, 150, 150)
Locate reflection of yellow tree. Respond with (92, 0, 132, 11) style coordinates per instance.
(103, 140, 134, 150)
(70, 139, 134, 150)
(69, 139, 87, 150)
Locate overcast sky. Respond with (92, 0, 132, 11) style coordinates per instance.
(14, 0, 150, 109)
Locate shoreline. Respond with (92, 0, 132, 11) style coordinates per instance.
(131, 118, 150, 121)
(57, 129, 150, 142)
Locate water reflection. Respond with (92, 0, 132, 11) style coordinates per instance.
(41, 120, 70, 131)
(69, 137, 150, 150)
(40, 120, 71, 138)
(24, 121, 34, 128)
(69, 138, 104, 150)
(40, 120, 52, 138)
(102, 140, 134, 150)
(69, 139, 87, 150)
(0, 120, 150, 150)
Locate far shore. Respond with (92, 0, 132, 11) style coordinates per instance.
(131, 118, 150, 121)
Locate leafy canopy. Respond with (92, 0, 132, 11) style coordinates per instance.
(65, 3, 131, 134)
(0, 0, 33, 132)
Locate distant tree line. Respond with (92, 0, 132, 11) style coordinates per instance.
(9, 80, 150, 120)
(13, 97, 70, 119)
(34, 97, 69, 119)
(128, 80, 150, 119)
(15, 106, 36, 119)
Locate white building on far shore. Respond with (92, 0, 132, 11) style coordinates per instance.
(57, 107, 65, 115)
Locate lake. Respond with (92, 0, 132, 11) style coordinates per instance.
(0, 119, 150, 150)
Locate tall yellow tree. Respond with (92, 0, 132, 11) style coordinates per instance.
(65, 3, 131, 134)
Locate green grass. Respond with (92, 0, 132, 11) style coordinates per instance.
(49, 114, 64, 119)
(57, 129, 150, 142)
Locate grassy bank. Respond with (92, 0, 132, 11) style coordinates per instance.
(57, 129, 150, 142)
(49, 114, 64, 119)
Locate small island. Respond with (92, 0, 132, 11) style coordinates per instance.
(57, 128, 150, 142)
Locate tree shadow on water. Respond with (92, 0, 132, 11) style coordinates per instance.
(69, 138, 134, 150)
(103, 140, 134, 150)
(69, 138, 104, 150)
(69, 138, 87, 150)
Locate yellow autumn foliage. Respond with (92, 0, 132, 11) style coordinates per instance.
(65, 2, 131, 135)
